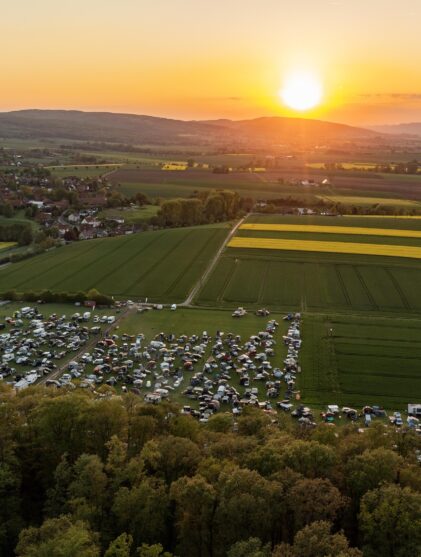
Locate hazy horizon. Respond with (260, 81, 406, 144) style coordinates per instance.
(1, 107, 420, 129)
(3, 0, 421, 126)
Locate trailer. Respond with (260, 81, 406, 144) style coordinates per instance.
(408, 403, 421, 417)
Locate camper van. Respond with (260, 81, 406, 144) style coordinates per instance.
(408, 403, 421, 417)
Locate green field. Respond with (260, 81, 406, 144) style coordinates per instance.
(0, 211, 40, 229)
(196, 215, 421, 314)
(0, 242, 16, 251)
(0, 224, 230, 302)
(318, 194, 420, 207)
(98, 205, 160, 224)
(109, 168, 321, 202)
(300, 312, 421, 408)
(47, 164, 121, 178)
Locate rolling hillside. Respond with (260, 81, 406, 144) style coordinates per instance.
(371, 122, 421, 136)
(0, 109, 377, 145)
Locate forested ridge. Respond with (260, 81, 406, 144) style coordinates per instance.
(1, 384, 420, 557)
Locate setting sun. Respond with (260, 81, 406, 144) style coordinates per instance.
(280, 71, 323, 111)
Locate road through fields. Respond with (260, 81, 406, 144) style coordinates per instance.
(182, 217, 245, 306)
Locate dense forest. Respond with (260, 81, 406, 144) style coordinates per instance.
(1, 384, 420, 557)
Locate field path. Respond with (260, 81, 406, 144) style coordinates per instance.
(102, 167, 121, 179)
(253, 171, 268, 184)
(181, 216, 245, 306)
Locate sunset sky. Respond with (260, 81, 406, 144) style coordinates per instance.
(2, 0, 421, 125)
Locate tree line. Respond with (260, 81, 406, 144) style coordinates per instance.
(258, 196, 421, 217)
(0, 387, 420, 557)
(154, 190, 252, 227)
(0, 288, 113, 306)
(0, 222, 33, 245)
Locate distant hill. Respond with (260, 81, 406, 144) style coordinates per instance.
(371, 123, 421, 136)
(0, 109, 377, 146)
(205, 116, 377, 142)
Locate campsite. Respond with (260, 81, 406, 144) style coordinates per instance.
(1, 211, 421, 415)
(1, 300, 419, 424)
(3, 3, 421, 556)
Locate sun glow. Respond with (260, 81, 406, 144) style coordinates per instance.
(280, 71, 323, 111)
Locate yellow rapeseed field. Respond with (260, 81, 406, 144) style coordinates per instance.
(240, 223, 421, 238)
(162, 162, 188, 171)
(0, 242, 16, 251)
(228, 236, 421, 260)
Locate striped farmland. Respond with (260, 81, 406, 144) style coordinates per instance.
(227, 236, 421, 260)
(240, 223, 421, 238)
